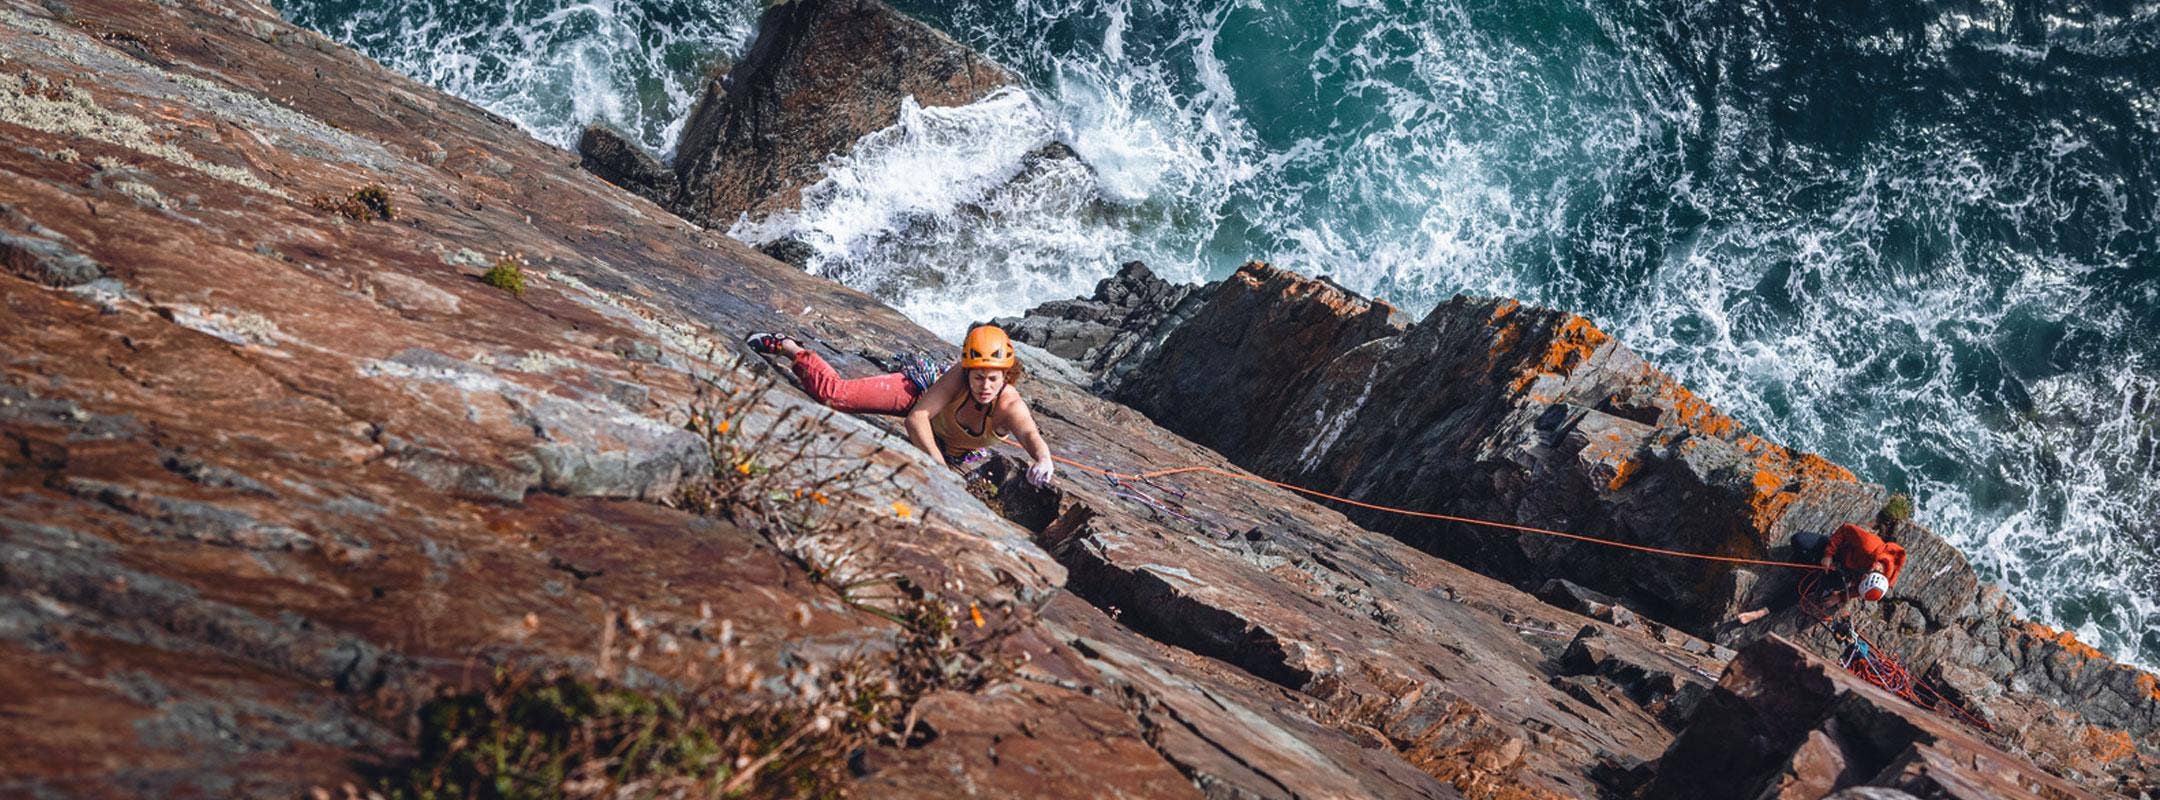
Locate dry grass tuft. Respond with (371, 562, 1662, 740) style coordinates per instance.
(311, 184, 397, 221)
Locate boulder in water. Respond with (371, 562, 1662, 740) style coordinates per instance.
(668, 0, 1017, 227)
(757, 236, 817, 270)
(575, 123, 674, 207)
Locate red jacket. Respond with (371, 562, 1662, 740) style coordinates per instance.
(1828, 523, 1905, 586)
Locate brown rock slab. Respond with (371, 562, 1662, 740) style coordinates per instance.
(852, 682, 1206, 799)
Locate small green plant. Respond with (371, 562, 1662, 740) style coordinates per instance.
(310, 184, 397, 221)
(351, 184, 397, 219)
(1882, 493, 1914, 525)
(482, 255, 528, 295)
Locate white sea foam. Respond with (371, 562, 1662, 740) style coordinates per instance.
(727, 88, 1118, 338)
(282, 0, 758, 152)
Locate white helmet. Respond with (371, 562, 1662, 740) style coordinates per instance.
(1860, 571, 1890, 602)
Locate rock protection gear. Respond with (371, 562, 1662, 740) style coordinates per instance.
(1860, 570, 1891, 602)
(745, 332, 792, 355)
(896, 352, 946, 394)
(960, 325, 1017, 370)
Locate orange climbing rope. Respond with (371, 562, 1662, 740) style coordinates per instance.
(1009, 440, 1999, 732)
(1024, 444, 1824, 571)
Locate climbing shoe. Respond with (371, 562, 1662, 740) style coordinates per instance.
(744, 332, 792, 355)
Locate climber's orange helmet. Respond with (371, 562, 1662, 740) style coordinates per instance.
(961, 325, 1017, 370)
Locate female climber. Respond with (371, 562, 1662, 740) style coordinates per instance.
(744, 325, 1056, 487)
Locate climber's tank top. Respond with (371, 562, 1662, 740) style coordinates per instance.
(928, 388, 1003, 461)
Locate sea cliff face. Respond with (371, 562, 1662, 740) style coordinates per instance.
(1008, 259, 2160, 794)
(0, 0, 2151, 798)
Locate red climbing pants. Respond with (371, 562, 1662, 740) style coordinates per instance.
(791, 351, 919, 415)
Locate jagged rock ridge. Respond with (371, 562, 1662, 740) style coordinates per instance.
(1011, 259, 2160, 793)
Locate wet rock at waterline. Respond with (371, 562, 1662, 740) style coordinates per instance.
(575, 123, 674, 207)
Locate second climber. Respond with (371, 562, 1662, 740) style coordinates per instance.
(1734, 521, 1908, 625)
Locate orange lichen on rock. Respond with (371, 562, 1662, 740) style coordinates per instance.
(1607, 459, 1641, 492)
(1655, 381, 1742, 439)
(1488, 319, 1524, 362)
(1792, 453, 1857, 484)
(1281, 273, 1370, 317)
(2020, 622, 2110, 663)
(1507, 316, 1609, 393)
(1746, 489, 1801, 531)
(1730, 443, 1863, 531)
(1488, 298, 1521, 323)
(2070, 725, 2138, 771)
